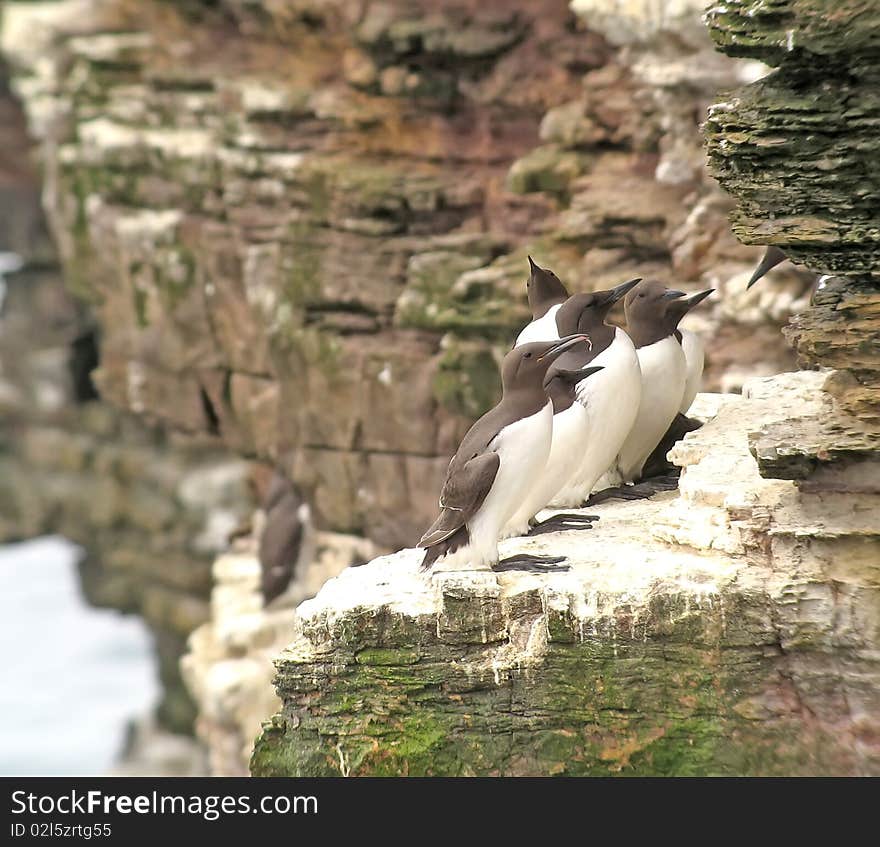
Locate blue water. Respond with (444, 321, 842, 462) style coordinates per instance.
(0, 536, 159, 775)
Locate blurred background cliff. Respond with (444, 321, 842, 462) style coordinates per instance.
(0, 0, 828, 774)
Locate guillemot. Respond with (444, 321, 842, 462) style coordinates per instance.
(614, 280, 691, 484)
(515, 256, 570, 346)
(532, 278, 644, 512)
(499, 359, 605, 539)
(419, 335, 591, 572)
(668, 289, 714, 414)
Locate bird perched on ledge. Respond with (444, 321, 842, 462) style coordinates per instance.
(419, 335, 595, 572)
(670, 289, 715, 414)
(536, 278, 643, 511)
(615, 280, 713, 484)
(499, 359, 605, 539)
(515, 256, 570, 346)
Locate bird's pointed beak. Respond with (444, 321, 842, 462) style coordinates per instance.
(608, 277, 642, 303)
(661, 289, 687, 300)
(682, 288, 714, 310)
(538, 333, 591, 361)
(527, 255, 538, 273)
(592, 277, 642, 308)
(573, 365, 603, 382)
(747, 246, 788, 289)
(611, 276, 642, 303)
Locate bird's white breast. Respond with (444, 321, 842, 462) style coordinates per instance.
(616, 334, 686, 482)
(552, 328, 642, 504)
(515, 305, 562, 346)
(678, 328, 704, 414)
(470, 401, 553, 544)
(504, 400, 588, 534)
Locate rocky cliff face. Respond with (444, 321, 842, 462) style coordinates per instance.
(248, 2, 880, 776)
(251, 377, 880, 776)
(6, 0, 875, 776)
(182, 528, 378, 775)
(704, 0, 880, 424)
(0, 52, 257, 735)
(1, 0, 807, 553)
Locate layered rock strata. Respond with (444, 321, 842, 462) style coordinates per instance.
(251, 377, 880, 776)
(0, 52, 257, 734)
(1, 0, 806, 550)
(704, 0, 880, 424)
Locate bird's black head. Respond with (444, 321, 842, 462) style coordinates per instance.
(556, 278, 642, 335)
(623, 280, 688, 347)
(502, 335, 591, 394)
(624, 279, 682, 320)
(526, 256, 569, 319)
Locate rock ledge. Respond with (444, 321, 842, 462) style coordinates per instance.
(252, 378, 880, 776)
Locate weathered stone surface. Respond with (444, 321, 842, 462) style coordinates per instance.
(251, 376, 880, 776)
(749, 381, 880, 480)
(704, 0, 880, 467)
(0, 53, 258, 736)
(182, 527, 380, 775)
(1, 0, 805, 549)
(705, 0, 880, 63)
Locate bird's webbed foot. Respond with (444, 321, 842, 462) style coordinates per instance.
(582, 484, 641, 505)
(527, 513, 599, 536)
(493, 554, 569, 573)
(583, 473, 679, 506)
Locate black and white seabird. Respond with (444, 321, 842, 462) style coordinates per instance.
(518, 278, 643, 512)
(745, 245, 837, 303)
(419, 335, 590, 572)
(614, 280, 692, 484)
(590, 288, 711, 493)
(668, 289, 714, 414)
(500, 359, 605, 539)
(515, 256, 570, 345)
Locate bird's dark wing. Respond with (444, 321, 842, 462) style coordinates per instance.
(418, 452, 500, 548)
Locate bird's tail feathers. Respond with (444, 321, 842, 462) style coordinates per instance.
(419, 523, 469, 571)
(418, 508, 465, 548)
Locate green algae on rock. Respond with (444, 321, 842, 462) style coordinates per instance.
(2, 0, 809, 553)
(704, 0, 880, 277)
(249, 527, 865, 776)
(704, 0, 880, 472)
(249, 377, 880, 776)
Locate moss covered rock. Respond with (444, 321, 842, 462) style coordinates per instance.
(704, 0, 880, 441)
(251, 529, 874, 776)
(252, 376, 880, 776)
